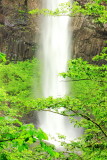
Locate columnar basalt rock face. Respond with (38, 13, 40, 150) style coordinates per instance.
(72, 0, 107, 62)
(72, 15, 107, 62)
(0, 0, 107, 61)
(0, 0, 41, 60)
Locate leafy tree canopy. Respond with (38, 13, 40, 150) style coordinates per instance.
(0, 50, 107, 159)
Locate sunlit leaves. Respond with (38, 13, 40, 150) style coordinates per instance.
(28, 0, 107, 23)
(0, 52, 6, 63)
(93, 51, 107, 61)
(28, 2, 72, 16)
(0, 49, 107, 159)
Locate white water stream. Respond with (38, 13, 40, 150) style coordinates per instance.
(37, 0, 83, 147)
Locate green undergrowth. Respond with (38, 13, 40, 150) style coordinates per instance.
(0, 55, 61, 160)
(0, 51, 107, 159)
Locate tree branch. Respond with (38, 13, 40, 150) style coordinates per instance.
(0, 137, 21, 143)
(61, 79, 107, 83)
(73, 111, 107, 138)
(43, 109, 68, 116)
(43, 107, 107, 138)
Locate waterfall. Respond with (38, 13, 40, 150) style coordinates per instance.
(37, 0, 83, 147)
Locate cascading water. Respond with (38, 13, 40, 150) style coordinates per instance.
(37, 0, 83, 146)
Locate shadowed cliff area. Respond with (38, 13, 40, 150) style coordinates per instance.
(0, 0, 40, 60)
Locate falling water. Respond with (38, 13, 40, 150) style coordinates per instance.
(37, 0, 83, 146)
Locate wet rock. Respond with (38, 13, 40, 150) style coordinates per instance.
(0, 0, 40, 60)
(0, 0, 107, 62)
(72, 15, 107, 62)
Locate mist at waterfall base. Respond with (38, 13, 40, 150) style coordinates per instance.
(36, 0, 83, 148)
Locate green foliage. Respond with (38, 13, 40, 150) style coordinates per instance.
(0, 59, 59, 160)
(28, 2, 72, 16)
(60, 53, 107, 159)
(72, 0, 107, 23)
(0, 52, 6, 63)
(0, 51, 107, 159)
(29, 0, 107, 23)
(93, 47, 107, 61)
(1, 1, 107, 159)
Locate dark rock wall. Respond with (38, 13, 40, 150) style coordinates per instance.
(0, 0, 40, 60)
(72, 15, 107, 62)
(72, 0, 107, 62)
(0, 0, 107, 61)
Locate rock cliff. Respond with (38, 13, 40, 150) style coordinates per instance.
(72, 15, 107, 62)
(0, 0, 107, 61)
(0, 0, 41, 60)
